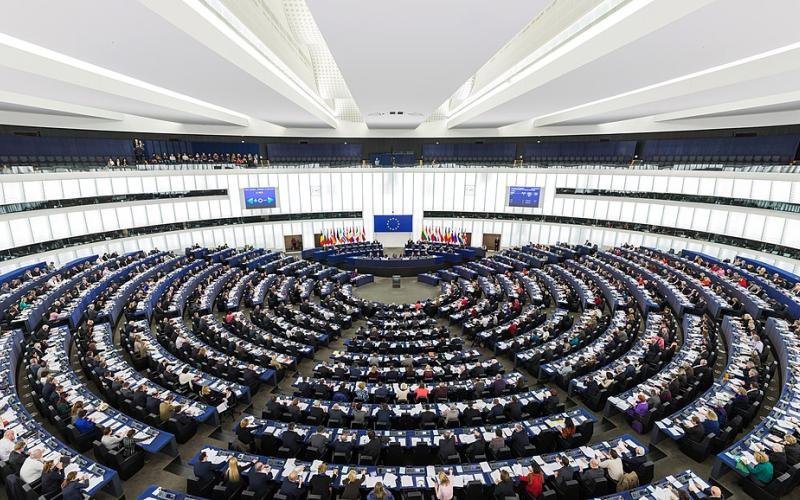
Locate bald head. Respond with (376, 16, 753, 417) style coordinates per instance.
(709, 486, 722, 497)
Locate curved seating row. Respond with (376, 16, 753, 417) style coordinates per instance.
(0, 329, 121, 496)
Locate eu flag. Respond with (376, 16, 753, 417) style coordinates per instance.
(374, 215, 413, 233)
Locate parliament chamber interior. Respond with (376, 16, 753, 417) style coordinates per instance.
(2, 1, 800, 500)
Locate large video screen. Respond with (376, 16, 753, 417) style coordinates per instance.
(243, 187, 277, 209)
(374, 214, 413, 232)
(508, 186, 541, 208)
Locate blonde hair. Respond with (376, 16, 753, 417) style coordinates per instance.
(706, 410, 718, 421)
(226, 457, 240, 482)
(785, 435, 797, 445)
(373, 482, 386, 500)
(318, 463, 328, 474)
(754, 451, 769, 463)
(346, 469, 358, 483)
(438, 472, 450, 485)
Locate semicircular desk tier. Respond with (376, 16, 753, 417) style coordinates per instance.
(0, 239, 798, 500)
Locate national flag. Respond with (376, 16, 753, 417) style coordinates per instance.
(360, 226, 365, 242)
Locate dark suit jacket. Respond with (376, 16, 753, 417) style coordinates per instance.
(247, 468, 273, 494)
(193, 460, 219, 481)
(310, 473, 334, 500)
(684, 424, 705, 442)
(509, 430, 529, 452)
(278, 478, 304, 500)
(281, 430, 303, 452)
(466, 439, 486, 460)
(40, 469, 64, 497)
(623, 455, 647, 473)
(493, 479, 515, 500)
(363, 437, 382, 458)
(438, 436, 457, 459)
(580, 467, 605, 483)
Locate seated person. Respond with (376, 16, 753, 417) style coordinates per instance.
(193, 451, 222, 481)
(279, 470, 305, 500)
(742, 451, 774, 484)
(73, 410, 96, 434)
(247, 462, 274, 496)
(309, 463, 337, 500)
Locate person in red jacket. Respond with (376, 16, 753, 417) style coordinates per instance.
(519, 463, 544, 498)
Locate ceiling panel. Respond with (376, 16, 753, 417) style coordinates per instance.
(0, 0, 328, 127)
(307, 0, 548, 128)
(455, 0, 800, 128)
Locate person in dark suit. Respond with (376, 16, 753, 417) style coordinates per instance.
(264, 395, 283, 419)
(490, 375, 507, 396)
(362, 430, 382, 462)
(375, 403, 393, 425)
(543, 390, 560, 414)
(465, 431, 486, 461)
(234, 416, 256, 451)
(131, 385, 147, 407)
(309, 463, 336, 500)
(246, 462, 274, 496)
(509, 424, 530, 456)
(193, 451, 222, 481)
(60, 471, 89, 500)
(767, 444, 789, 474)
(493, 470, 514, 500)
(488, 400, 504, 420)
(278, 470, 305, 500)
(580, 459, 605, 484)
(420, 405, 437, 426)
(332, 431, 355, 460)
(308, 426, 329, 451)
(784, 435, 800, 465)
(40, 460, 64, 497)
(438, 431, 458, 462)
(281, 423, 303, 455)
(553, 455, 576, 487)
(308, 401, 326, 422)
(145, 391, 161, 415)
(683, 416, 705, 443)
(462, 404, 481, 424)
(622, 446, 647, 473)
(746, 383, 761, 403)
(506, 396, 523, 420)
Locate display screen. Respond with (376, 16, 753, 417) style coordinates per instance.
(508, 186, 541, 207)
(243, 187, 277, 209)
(374, 214, 413, 232)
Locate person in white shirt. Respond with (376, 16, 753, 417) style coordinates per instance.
(20, 448, 44, 484)
(178, 368, 196, 387)
(0, 430, 15, 461)
(101, 427, 123, 450)
(599, 448, 624, 483)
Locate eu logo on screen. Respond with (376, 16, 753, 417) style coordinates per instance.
(373, 215, 413, 233)
(508, 187, 541, 208)
(243, 187, 277, 209)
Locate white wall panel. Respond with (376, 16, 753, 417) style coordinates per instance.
(2, 168, 800, 274)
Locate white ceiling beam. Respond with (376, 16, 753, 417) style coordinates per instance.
(0, 90, 124, 121)
(446, 0, 714, 129)
(534, 42, 800, 127)
(0, 33, 251, 127)
(652, 89, 800, 122)
(139, 0, 338, 128)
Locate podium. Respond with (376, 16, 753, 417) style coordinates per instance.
(392, 275, 401, 288)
